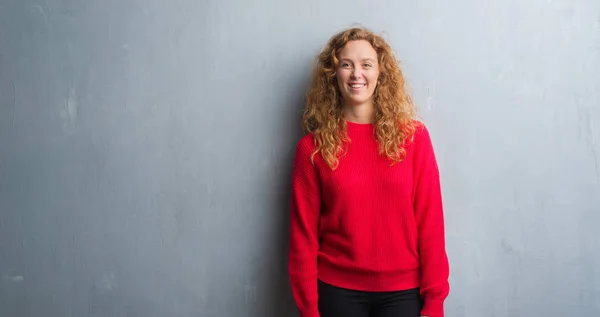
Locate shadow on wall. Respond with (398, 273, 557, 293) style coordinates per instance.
(257, 61, 313, 317)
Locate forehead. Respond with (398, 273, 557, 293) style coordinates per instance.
(338, 40, 378, 60)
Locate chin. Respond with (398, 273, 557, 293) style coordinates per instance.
(346, 97, 371, 106)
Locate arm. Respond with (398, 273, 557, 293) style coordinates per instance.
(412, 125, 450, 317)
(288, 137, 321, 317)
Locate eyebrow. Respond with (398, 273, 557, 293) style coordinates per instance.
(339, 58, 377, 63)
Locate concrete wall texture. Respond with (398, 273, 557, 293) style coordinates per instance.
(1, 0, 599, 316)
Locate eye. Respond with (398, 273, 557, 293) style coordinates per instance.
(341, 62, 351, 68)
(363, 63, 372, 68)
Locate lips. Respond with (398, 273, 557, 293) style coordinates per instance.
(349, 83, 366, 88)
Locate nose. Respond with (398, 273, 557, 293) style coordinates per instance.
(350, 67, 362, 79)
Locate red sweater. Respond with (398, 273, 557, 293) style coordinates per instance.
(288, 121, 449, 317)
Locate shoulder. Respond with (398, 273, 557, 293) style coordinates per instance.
(408, 119, 432, 145)
(296, 133, 316, 151)
(405, 120, 438, 162)
(293, 133, 317, 160)
(297, 133, 316, 147)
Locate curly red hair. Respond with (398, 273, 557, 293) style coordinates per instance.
(302, 27, 419, 169)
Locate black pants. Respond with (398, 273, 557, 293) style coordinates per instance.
(318, 280, 423, 317)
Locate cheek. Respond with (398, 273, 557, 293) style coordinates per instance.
(336, 76, 345, 91)
(369, 73, 380, 88)
(336, 70, 349, 82)
(336, 73, 350, 89)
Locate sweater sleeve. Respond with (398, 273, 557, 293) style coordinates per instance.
(288, 136, 321, 317)
(412, 125, 450, 317)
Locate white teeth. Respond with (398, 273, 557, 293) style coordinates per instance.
(350, 84, 365, 88)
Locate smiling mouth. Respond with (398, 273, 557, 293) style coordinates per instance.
(349, 83, 366, 88)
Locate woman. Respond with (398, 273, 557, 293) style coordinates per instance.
(288, 27, 450, 317)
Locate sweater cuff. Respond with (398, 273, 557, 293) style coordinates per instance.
(299, 308, 320, 317)
(421, 298, 444, 317)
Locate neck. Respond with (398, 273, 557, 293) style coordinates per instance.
(342, 101, 374, 124)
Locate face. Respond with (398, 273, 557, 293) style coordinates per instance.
(335, 40, 380, 108)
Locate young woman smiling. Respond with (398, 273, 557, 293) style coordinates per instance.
(288, 27, 450, 317)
